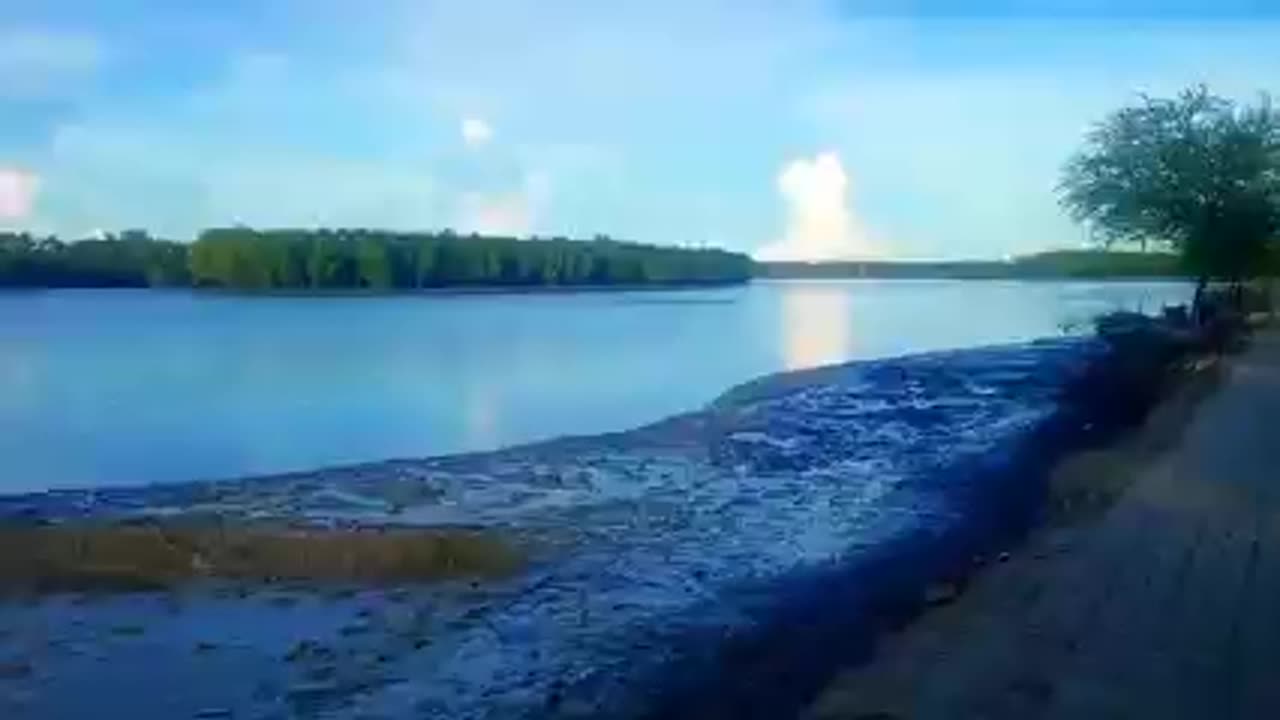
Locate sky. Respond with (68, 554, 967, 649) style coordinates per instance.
(2, 2, 1280, 260)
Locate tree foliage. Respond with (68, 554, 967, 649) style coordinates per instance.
(1059, 86, 1280, 284)
(1, 228, 753, 289)
(0, 231, 190, 287)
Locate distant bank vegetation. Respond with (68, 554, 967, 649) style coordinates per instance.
(0, 228, 752, 289)
(2, 229, 1196, 290)
(757, 250, 1185, 280)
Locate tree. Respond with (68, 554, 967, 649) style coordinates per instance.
(356, 237, 392, 289)
(1059, 86, 1280, 312)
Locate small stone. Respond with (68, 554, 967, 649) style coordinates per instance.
(110, 624, 146, 637)
(304, 665, 336, 682)
(251, 681, 279, 702)
(339, 621, 372, 637)
(0, 660, 33, 679)
(998, 552, 1011, 563)
(284, 640, 327, 663)
(194, 641, 219, 654)
(193, 708, 233, 719)
(286, 681, 343, 707)
(924, 582, 960, 607)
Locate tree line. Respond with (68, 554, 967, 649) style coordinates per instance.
(758, 250, 1183, 280)
(0, 228, 753, 289)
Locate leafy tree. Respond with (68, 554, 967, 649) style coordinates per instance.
(1059, 86, 1280, 309)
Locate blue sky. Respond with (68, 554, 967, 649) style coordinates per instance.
(2, 2, 1279, 259)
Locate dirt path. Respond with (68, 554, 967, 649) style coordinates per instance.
(808, 329, 1280, 720)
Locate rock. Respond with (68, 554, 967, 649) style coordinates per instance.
(286, 681, 344, 709)
(338, 621, 372, 636)
(284, 639, 333, 663)
(193, 708, 233, 718)
(998, 551, 1011, 563)
(267, 594, 300, 608)
(250, 681, 279, 702)
(0, 660, 33, 679)
(924, 582, 961, 607)
(304, 665, 337, 682)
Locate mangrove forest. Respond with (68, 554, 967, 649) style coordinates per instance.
(0, 228, 754, 290)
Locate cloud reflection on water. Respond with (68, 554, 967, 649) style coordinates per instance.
(463, 381, 500, 450)
(779, 282, 854, 371)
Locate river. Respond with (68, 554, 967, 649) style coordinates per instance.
(0, 280, 1188, 492)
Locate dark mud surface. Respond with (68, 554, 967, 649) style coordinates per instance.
(0, 338, 1113, 719)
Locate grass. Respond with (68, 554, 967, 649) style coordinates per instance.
(1048, 351, 1225, 526)
(0, 522, 521, 593)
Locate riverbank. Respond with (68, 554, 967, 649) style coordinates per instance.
(0, 329, 1187, 719)
(808, 330, 1275, 720)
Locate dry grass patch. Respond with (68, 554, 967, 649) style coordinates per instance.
(0, 522, 521, 593)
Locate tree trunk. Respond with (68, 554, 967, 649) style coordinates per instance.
(1193, 275, 1208, 325)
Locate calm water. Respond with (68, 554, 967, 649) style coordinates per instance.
(0, 280, 1188, 492)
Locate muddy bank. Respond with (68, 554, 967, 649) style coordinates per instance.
(0, 334, 1179, 719)
(805, 343, 1238, 720)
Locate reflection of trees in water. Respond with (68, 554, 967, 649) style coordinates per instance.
(780, 284, 853, 371)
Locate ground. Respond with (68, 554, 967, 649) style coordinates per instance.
(809, 329, 1280, 720)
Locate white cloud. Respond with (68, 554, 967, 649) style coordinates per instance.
(755, 152, 876, 261)
(461, 117, 493, 148)
(0, 168, 40, 222)
(0, 28, 103, 99)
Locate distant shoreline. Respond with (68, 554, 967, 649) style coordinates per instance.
(753, 274, 1189, 283)
(756, 250, 1188, 281)
(0, 281, 747, 297)
(0, 275, 1190, 298)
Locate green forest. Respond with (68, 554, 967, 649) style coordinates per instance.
(1, 228, 1203, 290)
(0, 228, 753, 289)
